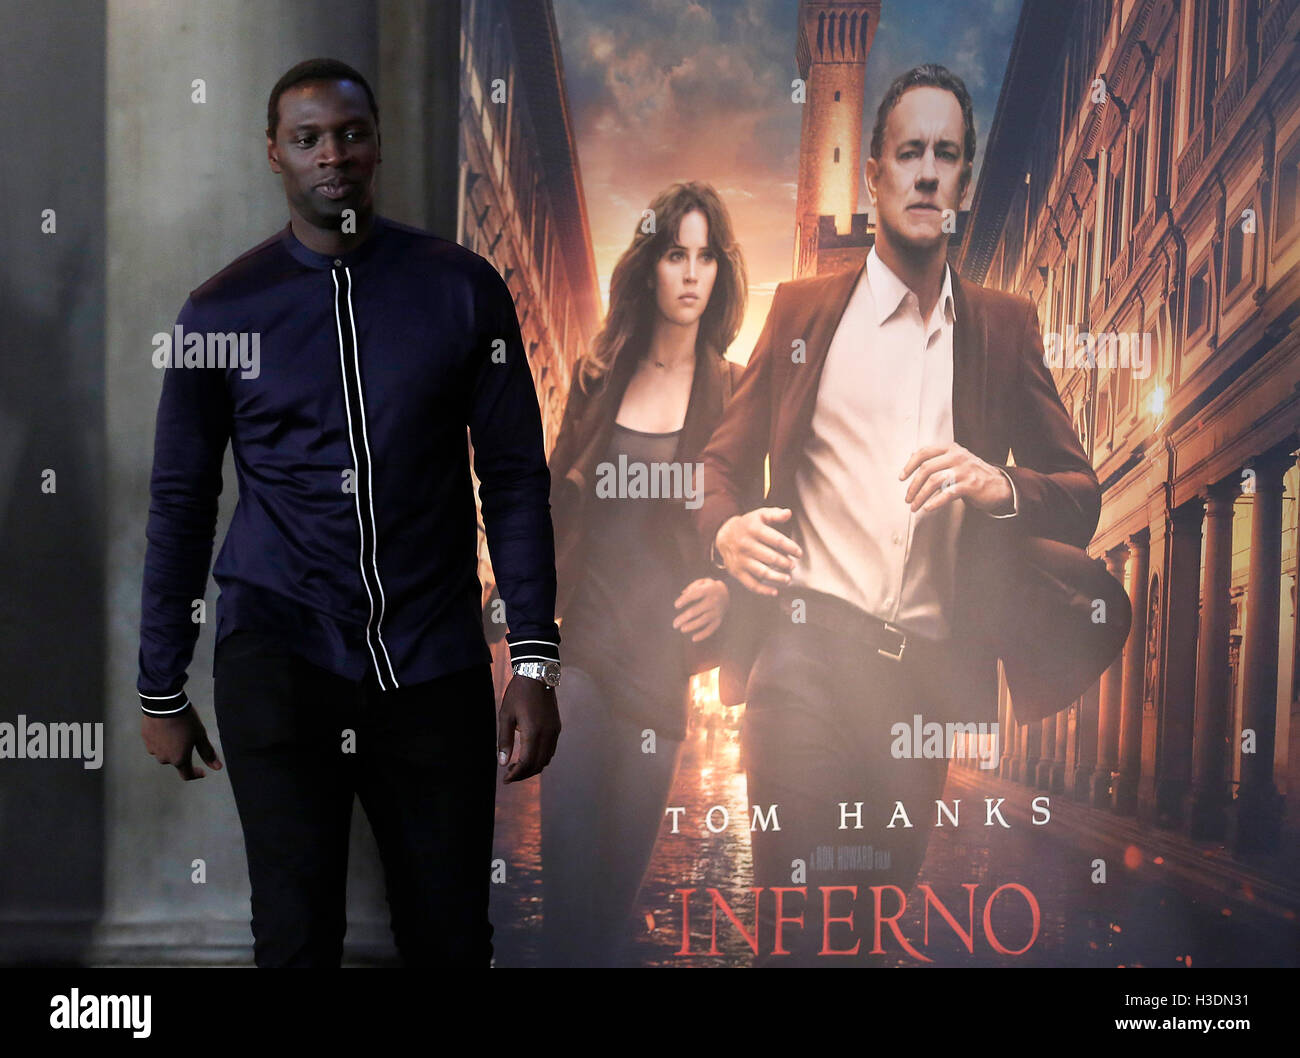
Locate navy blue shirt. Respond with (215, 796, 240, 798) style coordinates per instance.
(137, 215, 560, 715)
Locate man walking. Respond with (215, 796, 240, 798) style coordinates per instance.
(699, 65, 1100, 964)
(137, 59, 561, 967)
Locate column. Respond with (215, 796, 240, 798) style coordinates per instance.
(1022, 718, 1041, 789)
(1230, 447, 1293, 852)
(1185, 479, 1237, 840)
(1009, 717, 1024, 782)
(1052, 704, 1069, 793)
(377, 0, 463, 237)
(1036, 714, 1056, 788)
(1091, 546, 1128, 807)
(998, 678, 1014, 778)
(1074, 681, 1100, 801)
(1289, 454, 1300, 822)
(1115, 529, 1150, 814)
(1156, 500, 1203, 825)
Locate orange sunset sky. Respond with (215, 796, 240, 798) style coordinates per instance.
(551, 0, 1023, 361)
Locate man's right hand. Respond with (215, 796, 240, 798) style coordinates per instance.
(714, 507, 804, 596)
(141, 708, 222, 781)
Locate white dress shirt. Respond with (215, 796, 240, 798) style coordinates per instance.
(789, 246, 1016, 640)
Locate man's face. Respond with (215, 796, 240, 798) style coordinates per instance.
(865, 85, 969, 254)
(267, 79, 380, 231)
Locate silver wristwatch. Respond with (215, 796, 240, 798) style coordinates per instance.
(512, 660, 561, 689)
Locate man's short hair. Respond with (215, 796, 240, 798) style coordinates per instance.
(267, 58, 379, 139)
(869, 64, 976, 179)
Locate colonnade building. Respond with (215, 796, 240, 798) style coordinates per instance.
(957, 0, 1300, 854)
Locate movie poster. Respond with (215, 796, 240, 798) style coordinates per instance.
(473, 0, 1300, 971)
(0, 2, 1296, 1039)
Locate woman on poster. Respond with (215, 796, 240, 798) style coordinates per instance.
(540, 181, 749, 967)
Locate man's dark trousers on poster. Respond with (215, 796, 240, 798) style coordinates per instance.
(742, 610, 956, 967)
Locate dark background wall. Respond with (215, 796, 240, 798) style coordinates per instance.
(0, 0, 462, 965)
(0, 0, 107, 963)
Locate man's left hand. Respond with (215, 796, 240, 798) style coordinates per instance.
(900, 443, 1013, 515)
(497, 675, 560, 784)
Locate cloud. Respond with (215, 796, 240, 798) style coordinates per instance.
(550, 0, 1022, 354)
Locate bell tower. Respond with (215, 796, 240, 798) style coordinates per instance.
(793, 0, 881, 277)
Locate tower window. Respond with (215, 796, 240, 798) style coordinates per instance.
(834, 147, 840, 163)
(834, 91, 841, 101)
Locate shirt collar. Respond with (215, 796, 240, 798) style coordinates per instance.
(280, 214, 391, 270)
(865, 244, 956, 328)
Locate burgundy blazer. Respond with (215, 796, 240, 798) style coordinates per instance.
(696, 259, 1103, 720)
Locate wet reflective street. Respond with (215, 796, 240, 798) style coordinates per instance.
(489, 719, 1300, 967)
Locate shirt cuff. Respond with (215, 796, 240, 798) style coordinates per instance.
(507, 639, 560, 665)
(989, 467, 1019, 519)
(139, 688, 192, 716)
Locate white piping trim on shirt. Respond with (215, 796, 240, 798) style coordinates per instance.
(141, 701, 191, 715)
(333, 267, 400, 691)
(139, 690, 191, 715)
(342, 267, 399, 686)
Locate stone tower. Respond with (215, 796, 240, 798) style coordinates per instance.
(793, 0, 881, 277)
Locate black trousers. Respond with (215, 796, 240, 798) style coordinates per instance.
(741, 613, 961, 966)
(212, 628, 497, 967)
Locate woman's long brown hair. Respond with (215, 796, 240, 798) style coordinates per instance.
(576, 181, 747, 392)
